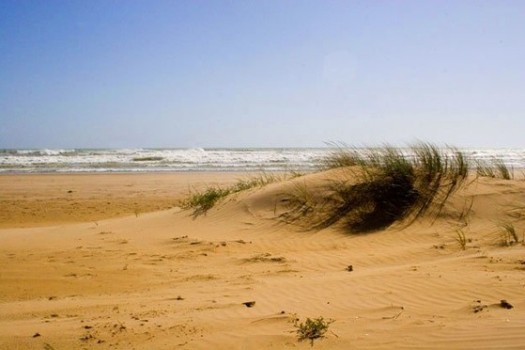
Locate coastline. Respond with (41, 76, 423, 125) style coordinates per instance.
(3, 147, 525, 174)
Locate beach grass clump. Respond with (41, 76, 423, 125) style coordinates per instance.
(454, 229, 469, 250)
(476, 159, 513, 180)
(499, 222, 521, 246)
(494, 160, 513, 180)
(321, 142, 366, 169)
(294, 316, 333, 345)
(181, 186, 231, 213)
(182, 172, 300, 214)
(286, 143, 469, 233)
(231, 172, 283, 192)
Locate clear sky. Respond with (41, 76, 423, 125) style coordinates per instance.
(1, 1, 524, 148)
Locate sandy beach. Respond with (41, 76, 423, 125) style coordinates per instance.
(1, 171, 525, 349)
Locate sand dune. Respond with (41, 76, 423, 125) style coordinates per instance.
(1, 172, 525, 349)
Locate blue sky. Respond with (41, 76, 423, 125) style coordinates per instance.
(1, 1, 524, 148)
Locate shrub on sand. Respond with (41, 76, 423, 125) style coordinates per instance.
(294, 316, 333, 345)
(285, 143, 469, 233)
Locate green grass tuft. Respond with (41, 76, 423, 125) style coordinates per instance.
(181, 186, 231, 214)
(182, 172, 301, 215)
(455, 229, 468, 250)
(231, 172, 284, 192)
(286, 143, 469, 233)
(476, 159, 513, 180)
(294, 316, 333, 345)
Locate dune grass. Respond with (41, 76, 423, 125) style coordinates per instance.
(182, 172, 299, 215)
(455, 229, 469, 250)
(499, 222, 521, 246)
(181, 186, 231, 214)
(285, 143, 469, 233)
(476, 159, 513, 180)
(294, 316, 333, 345)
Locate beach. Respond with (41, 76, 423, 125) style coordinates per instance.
(4, 0, 525, 348)
(0, 173, 242, 228)
(1, 171, 525, 349)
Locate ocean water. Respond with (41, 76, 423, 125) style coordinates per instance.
(1, 148, 525, 173)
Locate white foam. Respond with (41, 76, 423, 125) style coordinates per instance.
(1, 148, 525, 173)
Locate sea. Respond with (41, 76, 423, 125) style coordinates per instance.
(1, 148, 525, 174)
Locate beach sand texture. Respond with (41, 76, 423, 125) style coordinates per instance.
(1, 172, 525, 349)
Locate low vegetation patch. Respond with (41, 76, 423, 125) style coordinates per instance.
(182, 172, 300, 215)
(499, 222, 522, 246)
(294, 316, 333, 345)
(243, 253, 286, 263)
(455, 229, 469, 250)
(476, 159, 513, 180)
(284, 143, 469, 233)
(181, 186, 231, 214)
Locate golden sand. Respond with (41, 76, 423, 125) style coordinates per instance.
(1, 172, 524, 349)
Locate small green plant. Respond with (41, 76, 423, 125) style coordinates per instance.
(231, 172, 283, 192)
(455, 229, 468, 250)
(500, 222, 520, 246)
(294, 316, 333, 346)
(181, 172, 301, 215)
(181, 186, 231, 214)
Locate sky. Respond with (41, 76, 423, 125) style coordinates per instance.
(1, 0, 525, 148)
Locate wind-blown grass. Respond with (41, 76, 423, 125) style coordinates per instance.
(285, 143, 469, 233)
(499, 222, 521, 246)
(181, 186, 231, 214)
(455, 229, 468, 250)
(182, 172, 300, 215)
(476, 159, 513, 180)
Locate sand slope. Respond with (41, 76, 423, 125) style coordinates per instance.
(1, 173, 525, 349)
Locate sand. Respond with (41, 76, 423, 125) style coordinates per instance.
(0, 173, 241, 228)
(1, 172, 525, 349)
